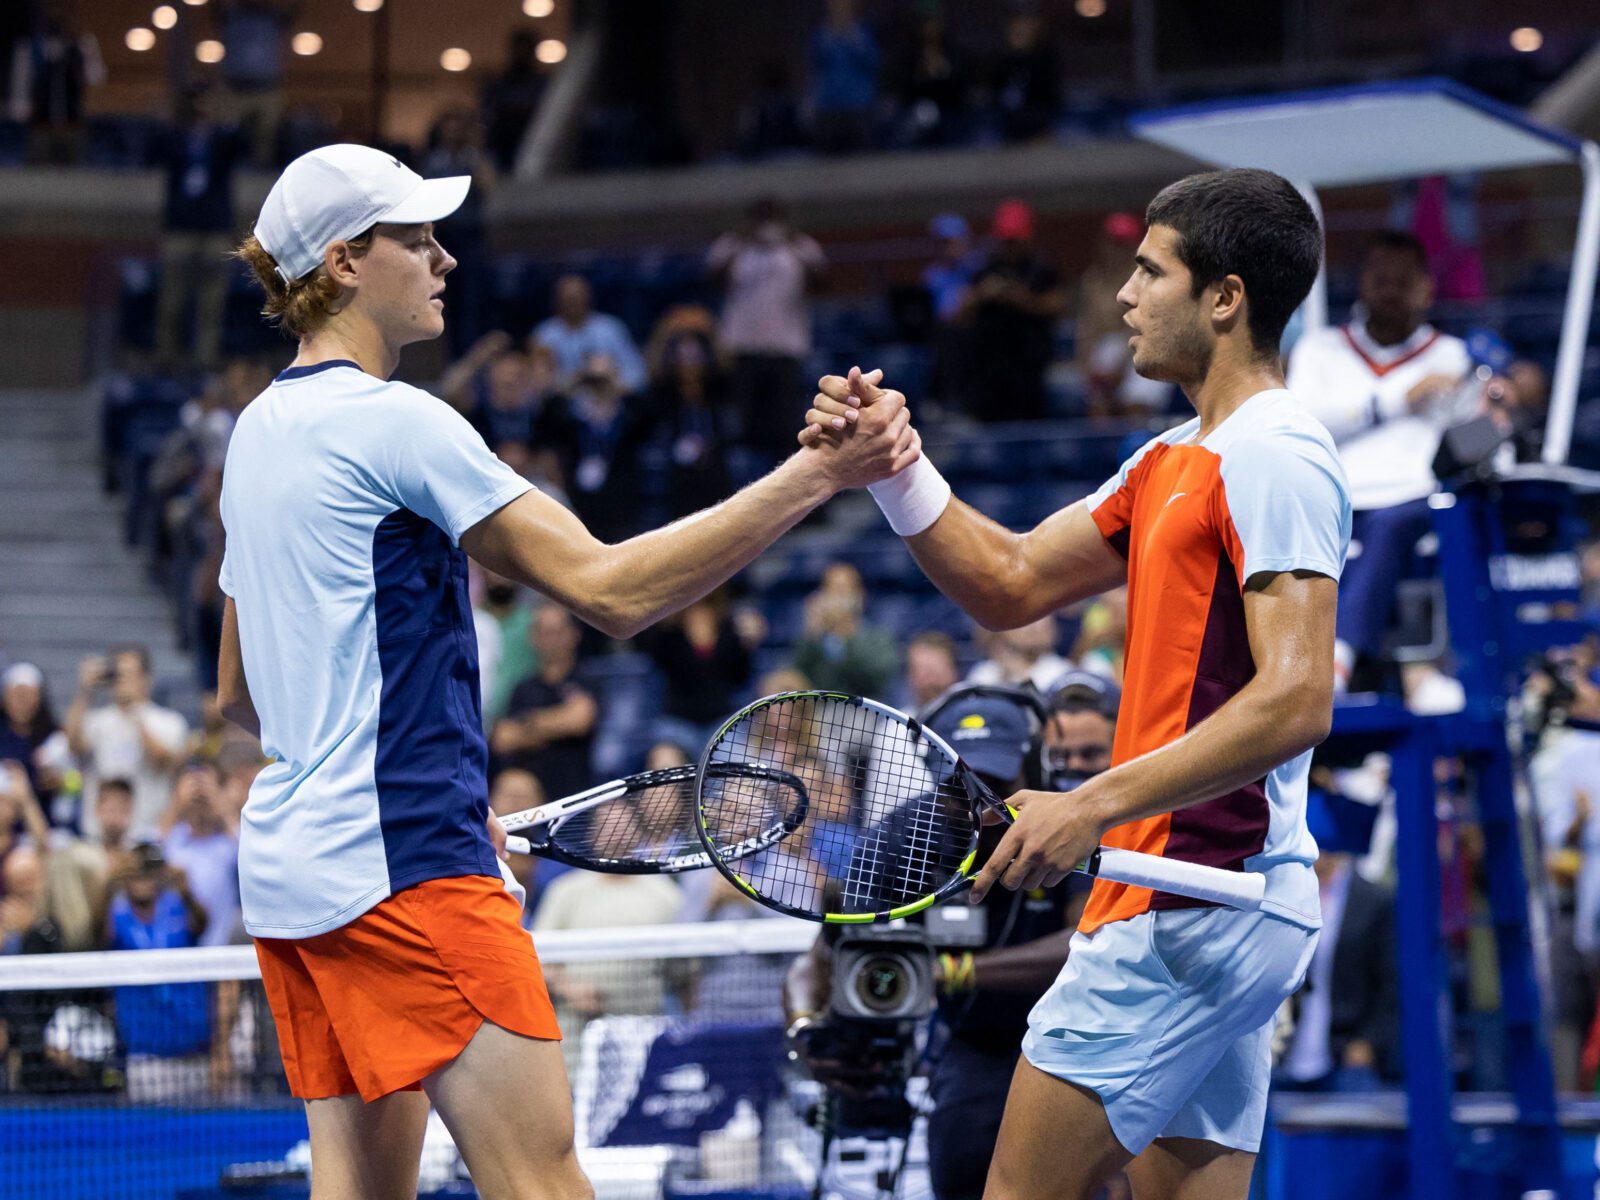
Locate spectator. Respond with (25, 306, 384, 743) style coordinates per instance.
(708, 196, 827, 464)
(1070, 589, 1126, 682)
(217, 0, 293, 167)
(897, 14, 968, 149)
(1582, 542, 1600, 624)
(488, 768, 564, 923)
(808, 0, 880, 155)
(105, 843, 216, 1102)
(1288, 232, 1472, 692)
(64, 648, 188, 841)
(898, 630, 961, 712)
(421, 109, 498, 355)
(0, 663, 70, 821)
(154, 85, 245, 372)
(478, 571, 539, 725)
(481, 30, 546, 172)
(529, 274, 648, 393)
(641, 589, 763, 753)
(492, 605, 598, 802)
(791, 563, 899, 698)
(651, 328, 736, 518)
(1077, 212, 1171, 418)
(736, 61, 808, 160)
(0, 761, 52, 899)
(536, 352, 654, 543)
(990, 13, 1059, 143)
(161, 762, 240, 947)
(969, 615, 1071, 692)
(922, 213, 982, 409)
(9, 3, 103, 165)
(960, 200, 1067, 422)
(439, 334, 563, 487)
(66, 776, 139, 890)
(0, 764, 100, 956)
(1278, 850, 1401, 1089)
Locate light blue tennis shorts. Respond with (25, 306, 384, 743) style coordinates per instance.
(1021, 905, 1317, 1155)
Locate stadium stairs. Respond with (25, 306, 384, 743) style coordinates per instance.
(0, 387, 190, 707)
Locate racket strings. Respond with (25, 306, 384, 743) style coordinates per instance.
(702, 696, 978, 916)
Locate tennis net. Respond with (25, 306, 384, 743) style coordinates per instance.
(0, 917, 822, 1200)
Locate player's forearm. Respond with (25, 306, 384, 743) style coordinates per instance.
(1083, 673, 1332, 835)
(902, 500, 1042, 630)
(966, 930, 1073, 993)
(585, 454, 835, 638)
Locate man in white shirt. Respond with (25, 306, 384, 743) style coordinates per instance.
(64, 647, 188, 840)
(1287, 232, 1471, 689)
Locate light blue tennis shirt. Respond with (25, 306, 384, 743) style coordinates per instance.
(219, 360, 533, 938)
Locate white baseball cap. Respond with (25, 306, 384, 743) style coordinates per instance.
(254, 144, 471, 284)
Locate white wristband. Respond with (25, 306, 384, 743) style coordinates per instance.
(867, 456, 952, 538)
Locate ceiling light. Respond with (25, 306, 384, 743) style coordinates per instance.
(523, 0, 554, 16)
(152, 6, 177, 30)
(1075, 0, 1106, 16)
(196, 39, 225, 63)
(125, 27, 157, 51)
(182, 0, 207, 6)
(353, 0, 383, 11)
(440, 47, 472, 72)
(535, 38, 566, 64)
(291, 31, 323, 56)
(1510, 27, 1542, 53)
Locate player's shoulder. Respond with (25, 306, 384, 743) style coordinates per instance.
(1215, 390, 1338, 456)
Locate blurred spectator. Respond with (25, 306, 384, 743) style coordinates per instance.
(154, 86, 245, 372)
(105, 843, 216, 1101)
(1288, 232, 1471, 692)
(9, 2, 103, 165)
(492, 605, 598, 802)
(650, 328, 736, 518)
(0, 761, 52, 898)
(1071, 589, 1126, 682)
(422, 109, 498, 355)
(898, 630, 960, 713)
(530, 275, 647, 393)
(1078, 212, 1171, 417)
(481, 30, 546, 172)
(160, 762, 240, 947)
(969, 615, 1071, 692)
(71, 777, 139, 886)
(478, 571, 539, 725)
(808, 0, 880, 155)
(990, 13, 1059, 143)
(792, 563, 898, 698)
(217, 0, 293, 167)
(922, 212, 982, 408)
(65, 649, 188, 841)
(1278, 850, 1401, 1089)
(960, 200, 1067, 422)
(708, 196, 827, 464)
(0, 663, 70, 821)
(896, 14, 968, 149)
(736, 62, 808, 160)
(488, 767, 566, 923)
(1583, 542, 1600, 624)
(440, 333, 557, 467)
(536, 352, 653, 543)
(640, 589, 763, 752)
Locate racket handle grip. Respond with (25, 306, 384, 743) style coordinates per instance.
(504, 836, 532, 856)
(1088, 847, 1266, 912)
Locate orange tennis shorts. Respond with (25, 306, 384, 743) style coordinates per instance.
(254, 872, 561, 1101)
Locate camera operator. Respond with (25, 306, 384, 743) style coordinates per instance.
(783, 674, 1119, 1200)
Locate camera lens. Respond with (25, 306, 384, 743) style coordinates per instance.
(852, 952, 913, 1015)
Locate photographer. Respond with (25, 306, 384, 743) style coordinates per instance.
(783, 675, 1119, 1199)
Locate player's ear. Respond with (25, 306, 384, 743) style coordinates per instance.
(1212, 273, 1247, 329)
(323, 239, 363, 290)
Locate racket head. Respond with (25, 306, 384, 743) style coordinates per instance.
(694, 691, 989, 924)
(514, 763, 807, 874)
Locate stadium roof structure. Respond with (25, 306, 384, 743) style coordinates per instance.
(1130, 78, 1600, 465)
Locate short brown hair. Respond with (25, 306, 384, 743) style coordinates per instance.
(234, 228, 374, 340)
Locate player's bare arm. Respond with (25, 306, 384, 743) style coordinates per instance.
(971, 568, 1336, 898)
(217, 597, 260, 738)
(802, 369, 1126, 629)
(461, 394, 917, 639)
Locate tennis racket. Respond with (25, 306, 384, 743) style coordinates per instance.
(693, 691, 1267, 923)
(500, 762, 808, 874)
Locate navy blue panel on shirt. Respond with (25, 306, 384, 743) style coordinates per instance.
(370, 508, 496, 891)
(275, 359, 362, 382)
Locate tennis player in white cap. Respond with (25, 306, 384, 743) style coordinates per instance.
(217, 144, 918, 1199)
